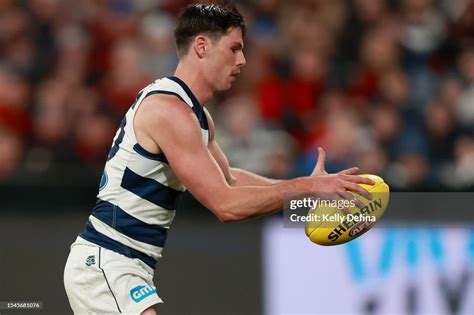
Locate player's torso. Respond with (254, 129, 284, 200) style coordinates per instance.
(79, 76, 209, 269)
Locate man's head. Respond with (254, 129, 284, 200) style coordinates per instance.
(174, 3, 247, 91)
(174, 3, 246, 57)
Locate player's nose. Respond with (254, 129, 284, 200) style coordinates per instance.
(237, 51, 246, 67)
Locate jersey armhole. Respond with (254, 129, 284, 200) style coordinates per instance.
(131, 90, 189, 163)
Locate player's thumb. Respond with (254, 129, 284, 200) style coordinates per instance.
(315, 147, 326, 172)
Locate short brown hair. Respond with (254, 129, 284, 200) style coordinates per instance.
(174, 2, 246, 57)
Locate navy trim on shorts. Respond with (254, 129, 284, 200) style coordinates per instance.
(98, 247, 122, 313)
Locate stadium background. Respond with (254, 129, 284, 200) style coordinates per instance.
(0, 0, 473, 314)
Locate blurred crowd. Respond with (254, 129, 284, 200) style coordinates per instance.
(0, 0, 473, 190)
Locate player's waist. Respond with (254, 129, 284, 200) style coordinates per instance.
(90, 198, 170, 246)
(72, 236, 155, 275)
(79, 220, 159, 269)
(78, 198, 173, 269)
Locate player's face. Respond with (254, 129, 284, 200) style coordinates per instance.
(205, 27, 246, 91)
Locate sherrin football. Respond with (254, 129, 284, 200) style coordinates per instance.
(305, 174, 389, 246)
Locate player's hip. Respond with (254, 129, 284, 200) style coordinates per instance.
(63, 237, 161, 314)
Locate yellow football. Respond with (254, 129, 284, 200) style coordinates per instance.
(305, 174, 390, 245)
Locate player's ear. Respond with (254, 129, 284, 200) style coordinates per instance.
(194, 35, 208, 58)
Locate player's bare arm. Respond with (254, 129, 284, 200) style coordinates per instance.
(135, 94, 374, 222)
(204, 108, 365, 188)
(203, 107, 280, 186)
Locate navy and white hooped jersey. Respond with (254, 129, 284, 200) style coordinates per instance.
(79, 76, 209, 269)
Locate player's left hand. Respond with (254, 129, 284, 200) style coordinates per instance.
(311, 147, 328, 176)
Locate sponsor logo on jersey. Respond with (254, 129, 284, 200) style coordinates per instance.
(130, 285, 156, 303)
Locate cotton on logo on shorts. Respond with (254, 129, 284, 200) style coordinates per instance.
(130, 285, 156, 303)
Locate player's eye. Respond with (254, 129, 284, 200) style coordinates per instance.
(231, 46, 242, 53)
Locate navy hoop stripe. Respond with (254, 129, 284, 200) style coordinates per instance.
(79, 221, 157, 269)
(121, 167, 181, 210)
(91, 199, 168, 247)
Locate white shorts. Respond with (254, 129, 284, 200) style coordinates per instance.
(64, 237, 163, 314)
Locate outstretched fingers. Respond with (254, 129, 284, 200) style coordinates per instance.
(340, 174, 375, 185)
(339, 179, 372, 200)
(337, 167, 359, 175)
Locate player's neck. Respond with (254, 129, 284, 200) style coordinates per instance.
(173, 63, 213, 106)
